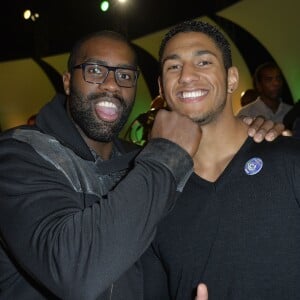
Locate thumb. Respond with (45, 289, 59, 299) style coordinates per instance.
(195, 283, 208, 300)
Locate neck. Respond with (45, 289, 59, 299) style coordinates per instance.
(193, 108, 248, 182)
(87, 138, 114, 160)
(75, 122, 114, 160)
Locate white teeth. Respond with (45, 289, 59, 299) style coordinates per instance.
(96, 101, 117, 108)
(182, 90, 207, 98)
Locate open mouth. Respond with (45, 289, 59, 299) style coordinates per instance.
(95, 101, 119, 122)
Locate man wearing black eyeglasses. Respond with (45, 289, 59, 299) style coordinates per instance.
(0, 29, 203, 300)
(0, 30, 287, 300)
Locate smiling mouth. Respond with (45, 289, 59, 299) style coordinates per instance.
(97, 101, 117, 110)
(181, 89, 208, 99)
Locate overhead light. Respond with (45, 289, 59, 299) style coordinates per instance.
(23, 10, 32, 20)
(100, 1, 110, 12)
(23, 9, 40, 21)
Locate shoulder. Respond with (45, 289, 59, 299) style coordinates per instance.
(1, 127, 54, 146)
(0, 126, 40, 145)
(0, 127, 73, 166)
(280, 101, 293, 114)
(277, 136, 300, 153)
(237, 98, 261, 116)
(281, 101, 293, 108)
(251, 136, 300, 161)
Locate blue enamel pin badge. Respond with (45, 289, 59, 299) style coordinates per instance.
(244, 157, 263, 175)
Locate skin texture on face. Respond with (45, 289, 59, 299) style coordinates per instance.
(257, 67, 283, 101)
(159, 32, 235, 126)
(64, 36, 137, 142)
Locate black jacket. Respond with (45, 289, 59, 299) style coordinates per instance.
(0, 94, 193, 300)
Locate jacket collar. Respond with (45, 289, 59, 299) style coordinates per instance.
(36, 93, 97, 161)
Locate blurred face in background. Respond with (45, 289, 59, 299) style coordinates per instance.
(257, 67, 283, 101)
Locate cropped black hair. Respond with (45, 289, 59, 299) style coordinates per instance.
(159, 20, 232, 74)
(67, 30, 138, 72)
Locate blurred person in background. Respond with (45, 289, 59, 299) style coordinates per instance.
(237, 62, 292, 123)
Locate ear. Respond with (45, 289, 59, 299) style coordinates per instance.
(157, 77, 170, 110)
(158, 76, 164, 99)
(227, 66, 239, 94)
(62, 72, 71, 95)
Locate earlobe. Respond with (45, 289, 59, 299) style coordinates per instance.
(65, 88, 70, 95)
(227, 66, 239, 94)
(158, 77, 164, 99)
(63, 72, 71, 95)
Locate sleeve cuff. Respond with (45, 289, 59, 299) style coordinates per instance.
(136, 138, 194, 192)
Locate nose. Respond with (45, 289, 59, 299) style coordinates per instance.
(178, 64, 199, 84)
(99, 70, 119, 91)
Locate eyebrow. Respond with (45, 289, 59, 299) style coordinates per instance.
(162, 49, 217, 66)
(83, 58, 137, 69)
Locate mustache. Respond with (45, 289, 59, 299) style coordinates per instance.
(87, 92, 124, 103)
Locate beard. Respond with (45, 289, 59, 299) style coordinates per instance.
(191, 95, 227, 126)
(68, 86, 134, 142)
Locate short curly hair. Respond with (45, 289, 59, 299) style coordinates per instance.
(158, 20, 232, 74)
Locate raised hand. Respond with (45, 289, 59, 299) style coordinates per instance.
(151, 109, 202, 158)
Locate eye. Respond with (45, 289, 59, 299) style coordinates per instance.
(170, 65, 180, 70)
(197, 60, 212, 67)
(117, 70, 134, 81)
(86, 65, 103, 75)
(165, 64, 182, 72)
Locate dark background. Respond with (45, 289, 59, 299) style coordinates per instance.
(1, 0, 241, 61)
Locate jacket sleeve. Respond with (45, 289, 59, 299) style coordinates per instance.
(0, 136, 193, 299)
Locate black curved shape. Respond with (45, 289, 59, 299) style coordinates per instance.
(33, 57, 65, 94)
(132, 44, 159, 100)
(210, 14, 294, 104)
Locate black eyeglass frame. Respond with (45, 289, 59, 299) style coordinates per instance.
(73, 63, 139, 88)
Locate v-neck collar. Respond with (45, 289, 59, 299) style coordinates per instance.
(191, 137, 254, 187)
